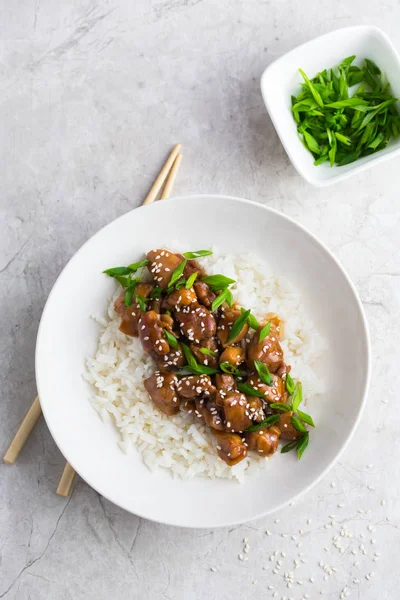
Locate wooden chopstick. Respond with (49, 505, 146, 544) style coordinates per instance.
(3, 396, 42, 464)
(56, 462, 76, 496)
(55, 144, 182, 496)
(142, 143, 181, 205)
(160, 153, 182, 200)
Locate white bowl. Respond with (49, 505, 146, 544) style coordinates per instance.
(35, 195, 371, 527)
(260, 26, 400, 186)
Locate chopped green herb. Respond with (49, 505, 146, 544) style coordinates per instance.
(254, 360, 273, 386)
(185, 272, 198, 289)
(291, 382, 303, 413)
(211, 288, 232, 312)
(297, 432, 309, 459)
(198, 348, 217, 357)
(269, 402, 292, 412)
(291, 415, 307, 433)
(219, 362, 242, 377)
(281, 432, 309, 459)
(237, 382, 265, 399)
(292, 57, 400, 167)
(103, 266, 132, 277)
(116, 275, 134, 288)
(181, 342, 197, 369)
(175, 278, 187, 290)
(150, 286, 162, 299)
(245, 414, 280, 432)
(164, 329, 178, 350)
(135, 295, 148, 312)
(183, 250, 213, 259)
(280, 439, 299, 454)
(127, 259, 150, 272)
(168, 260, 187, 288)
(285, 373, 295, 395)
(298, 410, 315, 428)
(259, 321, 271, 343)
(181, 343, 218, 375)
(201, 274, 236, 291)
(241, 308, 259, 330)
(226, 309, 250, 344)
(124, 284, 135, 307)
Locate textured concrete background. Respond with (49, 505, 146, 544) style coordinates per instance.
(1, 1, 400, 598)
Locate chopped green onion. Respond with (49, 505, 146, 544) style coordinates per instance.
(226, 310, 250, 344)
(164, 329, 178, 350)
(150, 286, 162, 299)
(245, 414, 280, 432)
(198, 348, 217, 357)
(127, 259, 150, 271)
(180, 343, 218, 375)
(269, 402, 292, 412)
(280, 439, 299, 454)
(103, 266, 132, 277)
(201, 274, 236, 291)
(211, 288, 231, 312)
(291, 382, 303, 413)
(297, 432, 309, 459)
(237, 382, 265, 399)
(291, 415, 307, 433)
(241, 308, 259, 330)
(168, 260, 187, 288)
(181, 342, 197, 369)
(185, 272, 198, 289)
(259, 321, 271, 343)
(183, 250, 213, 259)
(292, 58, 400, 167)
(254, 360, 273, 386)
(298, 410, 315, 428)
(219, 362, 242, 377)
(135, 295, 148, 312)
(285, 373, 295, 395)
(124, 284, 135, 307)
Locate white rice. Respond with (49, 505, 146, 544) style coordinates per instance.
(84, 250, 326, 481)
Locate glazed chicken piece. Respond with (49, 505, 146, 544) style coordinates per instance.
(114, 282, 154, 337)
(215, 373, 237, 392)
(144, 371, 180, 416)
(219, 346, 245, 367)
(175, 304, 216, 342)
(147, 249, 183, 289)
(245, 425, 281, 457)
(216, 390, 252, 432)
(176, 375, 216, 399)
(138, 310, 175, 355)
(246, 323, 284, 373)
(247, 373, 287, 404)
(155, 344, 186, 371)
(246, 397, 265, 422)
(214, 431, 248, 466)
(193, 281, 216, 308)
(279, 411, 302, 441)
(191, 337, 219, 369)
(217, 308, 249, 347)
(163, 287, 197, 310)
(197, 399, 225, 431)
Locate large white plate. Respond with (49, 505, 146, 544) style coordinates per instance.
(35, 195, 370, 527)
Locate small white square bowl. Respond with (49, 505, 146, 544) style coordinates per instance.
(260, 26, 400, 186)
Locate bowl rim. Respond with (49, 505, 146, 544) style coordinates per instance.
(35, 194, 371, 527)
(260, 25, 400, 187)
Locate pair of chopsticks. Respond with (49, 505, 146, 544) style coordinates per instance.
(3, 143, 183, 496)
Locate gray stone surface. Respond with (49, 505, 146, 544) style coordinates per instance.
(1, 1, 400, 598)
